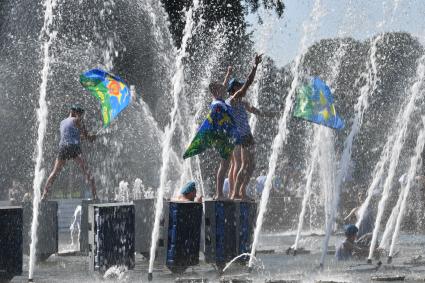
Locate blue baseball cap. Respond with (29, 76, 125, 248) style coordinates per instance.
(344, 224, 358, 236)
(180, 181, 196, 195)
(70, 104, 84, 113)
(227, 78, 245, 93)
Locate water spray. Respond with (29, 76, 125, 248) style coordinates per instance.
(28, 0, 57, 281)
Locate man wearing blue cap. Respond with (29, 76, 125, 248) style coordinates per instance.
(335, 224, 358, 261)
(176, 181, 202, 202)
(41, 105, 97, 200)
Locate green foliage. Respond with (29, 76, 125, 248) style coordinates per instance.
(161, 0, 285, 48)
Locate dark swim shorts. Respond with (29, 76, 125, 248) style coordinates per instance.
(58, 144, 82, 160)
(240, 134, 255, 147)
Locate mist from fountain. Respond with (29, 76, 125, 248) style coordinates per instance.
(69, 205, 82, 249)
(294, 6, 352, 252)
(148, 0, 200, 276)
(356, 0, 403, 229)
(28, 0, 58, 280)
(293, 126, 320, 251)
(367, 53, 425, 261)
(318, 128, 337, 266)
(115, 180, 130, 202)
(389, 116, 425, 257)
(378, 55, 425, 252)
(249, 8, 281, 133)
(248, 0, 325, 268)
(177, 23, 227, 195)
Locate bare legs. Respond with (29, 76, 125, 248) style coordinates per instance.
(231, 144, 255, 200)
(41, 155, 97, 200)
(74, 155, 97, 199)
(228, 146, 241, 198)
(215, 158, 230, 200)
(42, 159, 66, 200)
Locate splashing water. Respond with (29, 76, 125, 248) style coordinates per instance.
(133, 178, 144, 200)
(379, 184, 404, 249)
(388, 117, 425, 257)
(318, 128, 337, 266)
(248, 0, 325, 268)
(293, 9, 351, 252)
(356, 0, 403, 229)
(367, 55, 425, 261)
(28, 0, 57, 280)
(69, 205, 82, 249)
(116, 180, 130, 202)
(249, 8, 281, 133)
(103, 265, 128, 280)
(293, 126, 320, 251)
(177, 23, 226, 194)
(148, 0, 199, 275)
(222, 253, 258, 273)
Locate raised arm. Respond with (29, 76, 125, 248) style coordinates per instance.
(222, 66, 233, 86)
(230, 54, 262, 101)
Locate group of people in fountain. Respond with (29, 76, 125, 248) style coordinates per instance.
(39, 53, 385, 263)
(41, 53, 271, 203)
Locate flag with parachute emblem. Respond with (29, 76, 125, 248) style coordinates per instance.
(183, 100, 240, 160)
(293, 77, 344, 130)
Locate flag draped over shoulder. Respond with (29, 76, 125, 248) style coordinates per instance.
(80, 68, 131, 127)
(183, 100, 239, 160)
(294, 77, 344, 130)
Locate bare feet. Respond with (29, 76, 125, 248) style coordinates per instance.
(213, 194, 226, 201)
(229, 193, 241, 200)
(41, 191, 48, 201)
(240, 195, 254, 202)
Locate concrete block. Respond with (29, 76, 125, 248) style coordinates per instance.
(88, 203, 135, 273)
(166, 201, 202, 273)
(22, 201, 58, 261)
(204, 200, 257, 269)
(134, 198, 168, 262)
(80, 199, 99, 254)
(0, 206, 23, 282)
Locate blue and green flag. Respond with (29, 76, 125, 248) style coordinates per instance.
(80, 69, 131, 127)
(183, 100, 240, 160)
(294, 77, 344, 130)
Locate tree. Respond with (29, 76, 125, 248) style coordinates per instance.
(161, 0, 284, 48)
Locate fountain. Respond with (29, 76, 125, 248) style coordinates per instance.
(388, 116, 425, 262)
(28, 0, 57, 281)
(148, 0, 200, 279)
(248, 0, 325, 269)
(367, 52, 425, 263)
(2, 0, 425, 282)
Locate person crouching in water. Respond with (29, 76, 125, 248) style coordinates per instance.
(176, 181, 203, 202)
(335, 224, 358, 261)
(41, 105, 97, 200)
(336, 224, 377, 261)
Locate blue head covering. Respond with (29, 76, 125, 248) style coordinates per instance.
(180, 181, 196, 195)
(344, 224, 359, 236)
(70, 104, 84, 113)
(227, 78, 245, 93)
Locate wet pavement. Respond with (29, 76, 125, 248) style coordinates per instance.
(9, 232, 425, 282)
